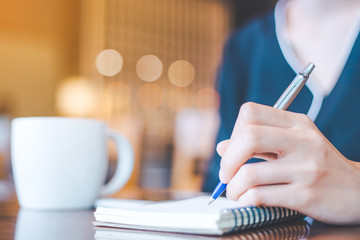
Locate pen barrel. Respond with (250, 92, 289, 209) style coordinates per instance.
(274, 62, 314, 110)
(273, 75, 308, 110)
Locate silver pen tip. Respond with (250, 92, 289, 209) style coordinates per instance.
(208, 197, 215, 205)
(300, 62, 315, 77)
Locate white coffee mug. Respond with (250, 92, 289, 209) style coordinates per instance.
(11, 117, 134, 210)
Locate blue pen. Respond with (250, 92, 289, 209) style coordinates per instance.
(208, 62, 315, 205)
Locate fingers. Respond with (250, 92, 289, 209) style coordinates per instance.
(218, 102, 314, 183)
(217, 140, 278, 160)
(219, 125, 295, 183)
(230, 102, 312, 139)
(235, 184, 301, 210)
(216, 140, 229, 157)
(226, 159, 298, 201)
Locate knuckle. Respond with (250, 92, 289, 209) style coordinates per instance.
(246, 188, 263, 206)
(298, 129, 313, 143)
(239, 102, 258, 123)
(292, 114, 313, 131)
(298, 128, 320, 146)
(297, 113, 312, 126)
(239, 164, 257, 187)
(304, 159, 326, 184)
(242, 124, 260, 144)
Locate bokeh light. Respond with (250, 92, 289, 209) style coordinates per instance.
(56, 76, 98, 117)
(166, 87, 192, 112)
(95, 49, 123, 77)
(137, 83, 163, 110)
(136, 55, 163, 82)
(168, 60, 195, 87)
(195, 88, 220, 113)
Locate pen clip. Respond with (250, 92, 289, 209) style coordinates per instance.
(273, 62, 315, 110)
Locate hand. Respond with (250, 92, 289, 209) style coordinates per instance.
(218, 102, 360, 224)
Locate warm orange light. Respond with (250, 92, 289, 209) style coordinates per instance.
(104, 81, 131, 115)
(168, 60, 195, 87)
(95, 49, 123, 77)
(142, 111, 164, 136)
(195, 88, 220, 113)
(56, 76, 98, 117)
(166, 87, 192, 112)
(136, 83, 163, 110)
(136, 55, 163, 82)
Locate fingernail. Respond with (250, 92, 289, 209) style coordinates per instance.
(219, 169, 228, 183)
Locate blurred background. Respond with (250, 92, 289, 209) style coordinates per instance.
(0, 0, 276, 196)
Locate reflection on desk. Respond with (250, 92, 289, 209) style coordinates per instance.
(310, 221, 360, 240)
(1, 185, 360, 240)
(95, 219, 310, 240)
(15, 209, 95, 240)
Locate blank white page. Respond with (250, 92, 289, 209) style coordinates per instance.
(97, 196, 243, 214)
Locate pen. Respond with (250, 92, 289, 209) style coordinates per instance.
(208, 62, 315, 205)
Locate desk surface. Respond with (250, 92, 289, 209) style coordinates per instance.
(1, 181, 360, 240)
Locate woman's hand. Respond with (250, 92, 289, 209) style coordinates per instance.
(218, 102, 360, 224)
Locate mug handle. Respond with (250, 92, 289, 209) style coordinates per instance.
(99, 130, 134, 196)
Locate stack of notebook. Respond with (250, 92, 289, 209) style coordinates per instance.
(94, 220, 310, 240)
(93, 196, 304, 235)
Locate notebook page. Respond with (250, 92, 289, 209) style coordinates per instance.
(95, 196, 243, 234)
(95, 198, 151, 208)
(141, 196, 243, 213)
(96, 196, 243, 214)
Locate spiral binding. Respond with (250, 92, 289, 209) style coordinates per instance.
(224, 206, 304, 233)
(226, 220, 310, 240)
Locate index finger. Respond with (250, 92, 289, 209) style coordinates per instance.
(219, 125, 292, 183)
(230, 102, 309, 139)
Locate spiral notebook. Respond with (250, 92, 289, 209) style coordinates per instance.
(94, 219, 310, 240)
(93, 196, 304, 235)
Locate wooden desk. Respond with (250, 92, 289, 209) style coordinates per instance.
(1, 184, 360, 239)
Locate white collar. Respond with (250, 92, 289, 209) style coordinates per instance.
(274, 0, 360, 121)
(274, 0, 323, 121)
